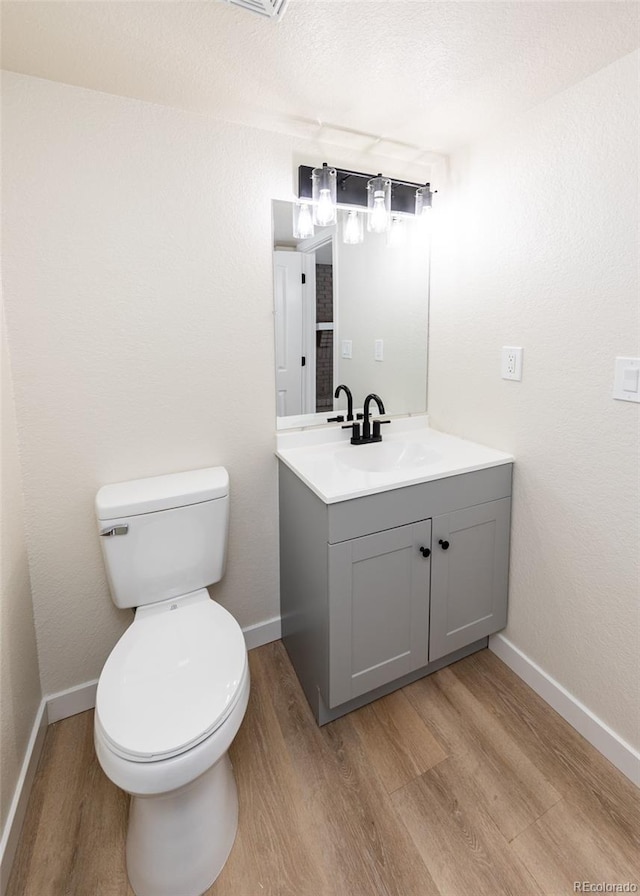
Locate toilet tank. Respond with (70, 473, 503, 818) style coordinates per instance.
(95, 467, 229, 609)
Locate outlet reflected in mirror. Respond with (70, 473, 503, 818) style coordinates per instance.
(272, 200, 430, 429)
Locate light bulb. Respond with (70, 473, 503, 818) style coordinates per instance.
(370, 191, 389, 233)
(343, 210, 364, 245)
(316, 189, 335, 227)
(292, 201, 314, 239)
(386, 215, 405, 248)
(415, 185, 433, 217)
(312, 164, 337, 226)
(367, 175, 391, 233)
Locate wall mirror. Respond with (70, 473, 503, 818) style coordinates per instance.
(272, 200, 430, 429)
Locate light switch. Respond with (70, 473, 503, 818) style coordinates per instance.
(622, 367, 639, 392)
(374, 339, 384, 361)
(341, 340, 352, 360)
(613, 357, 640, 403)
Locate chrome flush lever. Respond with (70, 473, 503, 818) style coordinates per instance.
(100, 524, 129, 537)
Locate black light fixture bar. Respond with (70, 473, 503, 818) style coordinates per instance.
(298, 164, 429, 216)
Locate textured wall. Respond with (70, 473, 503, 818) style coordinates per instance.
(1, 75, 286, 696)
(0, 308, 41, 830)
(429, 51, 639, 749)
(1, 73, 430, 696)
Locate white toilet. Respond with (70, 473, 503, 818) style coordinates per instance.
(93, 467, 249, 896)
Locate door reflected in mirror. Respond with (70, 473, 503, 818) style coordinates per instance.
(272, 200, 430, 428)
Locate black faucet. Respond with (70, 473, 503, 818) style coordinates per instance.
(362, 393, 385, 441)
(331, 384, 354, 422)
(343, 393, 390, 444)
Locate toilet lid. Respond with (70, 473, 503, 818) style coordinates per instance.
(96, 591, 247, 761)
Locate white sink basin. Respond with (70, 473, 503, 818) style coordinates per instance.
(276, 421, 515, 503)
(336, 441, 442, 474)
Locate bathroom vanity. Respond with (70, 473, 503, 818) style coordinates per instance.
(277, 419, 513, 724)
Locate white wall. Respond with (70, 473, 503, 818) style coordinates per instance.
(1, 72, 430, 696)
(429, 51, 639, 749)
(0, 306, 42, 831)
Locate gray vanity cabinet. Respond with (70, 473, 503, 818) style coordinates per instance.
(278, 459, 512, 725)
(328, 519, 431, 707)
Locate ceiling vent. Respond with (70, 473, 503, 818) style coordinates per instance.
(224, 0, 289, 19)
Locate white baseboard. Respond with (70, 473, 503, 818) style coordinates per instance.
(489, 633, 640, 788)
(0, 699, 48, 896)
(46, 679, 98, 724)
(242, 615, 282, 651)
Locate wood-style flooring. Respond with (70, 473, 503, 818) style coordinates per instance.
(8, 643, 640, 896)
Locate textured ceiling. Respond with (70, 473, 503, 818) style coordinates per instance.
(2, 1, 639, 159)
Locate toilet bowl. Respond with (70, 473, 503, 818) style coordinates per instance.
(93, 468, 249, 896)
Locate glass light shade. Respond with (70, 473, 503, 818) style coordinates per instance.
(292, 200, 314, 239)
(367, 175, 391, 233)
(342, 209, 364, 245)
(311, 164, 337, 226)
(415, 185, 433, 216)
(386, 215, 405, 248)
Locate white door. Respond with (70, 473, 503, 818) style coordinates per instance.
(274, 251, 304, 416)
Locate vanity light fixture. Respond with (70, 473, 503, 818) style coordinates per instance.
(342, 209, 364, 245)
(297, 164, 432, 228)
(367, 175, 392, 234)
(292, 200, 314, 239)
(311, 163, 337, 226)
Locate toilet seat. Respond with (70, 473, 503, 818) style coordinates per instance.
(96, 589, 247, 762)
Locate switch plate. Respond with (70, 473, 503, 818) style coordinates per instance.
(341, 340, 352, 360)
(613, 357, 640, 402)
(374, 339, 384, 361)
(501, 346, 523, 381)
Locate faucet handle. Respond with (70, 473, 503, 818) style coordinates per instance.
(342, 422, 361, 443)
(372, 419, 391, 438)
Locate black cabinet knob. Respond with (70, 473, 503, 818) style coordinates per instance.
(419, 546, 431, 558)
(438, 539, 450, 550)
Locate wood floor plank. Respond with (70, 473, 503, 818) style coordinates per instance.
(212, 647, 331, 896)
(391, 756, 544, 896)
(348, 688, 447, 793)
(451, 649, 640, 851)
(65, 748, 132, 896)
(405, 663, 562, 841)
(7, 712, 99, 896)
(259, 641, 442, 896)
(511, 795, 640, 893)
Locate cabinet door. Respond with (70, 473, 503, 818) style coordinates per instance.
(430, 497, 511, 662)
(328, 520, 431, 708)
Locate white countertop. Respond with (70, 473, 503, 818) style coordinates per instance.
(276, 417, 514, 504)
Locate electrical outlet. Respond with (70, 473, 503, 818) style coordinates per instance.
(501, 346, 523, 381)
